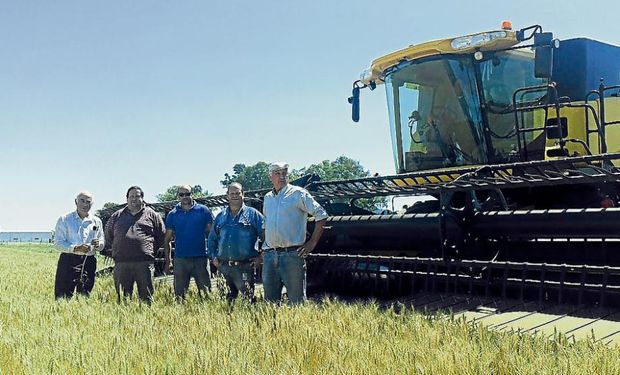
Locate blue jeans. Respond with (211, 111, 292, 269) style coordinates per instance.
(262, 251, 306, 303)
(218, 263, 255, 301)
(173, 257, 211, 298)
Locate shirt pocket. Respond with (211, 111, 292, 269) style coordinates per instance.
(238, 216, 253, 227)
(135, 222, 154, 236)
(240, 218, 258, 235)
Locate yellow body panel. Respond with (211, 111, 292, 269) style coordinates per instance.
(362, 30, 519, 85)
(543, 97, 620, 158)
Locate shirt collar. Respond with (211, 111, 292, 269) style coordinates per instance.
(272, 183, 291, 196)
(123, 205, 145, 216)
(226, 204, 246, 217)
(175, 201, 196, 211)
(72, 211, 90, 220)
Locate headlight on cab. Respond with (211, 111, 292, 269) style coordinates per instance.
(451, 31, 508, 50)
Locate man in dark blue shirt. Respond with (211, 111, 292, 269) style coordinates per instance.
(164, 185, 214, 299)
(208, 182, 264, 301)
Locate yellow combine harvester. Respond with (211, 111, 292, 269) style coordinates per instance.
(302, 23, 620, 307)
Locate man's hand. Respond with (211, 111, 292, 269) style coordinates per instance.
(297, 240, 318, 258)
(91, 239, 100, 250)
(250, 256, 262, 268)
(212, 258, 220, 268)
(74, 245, 90, 254)
(298, 219, 325, 258)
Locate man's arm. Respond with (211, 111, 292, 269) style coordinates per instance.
(206, 223, 219, 267)
(249, 209, 265, 266)
(54, 216, 81, 254)
(163, 229, 174, 274)
(205, 207, 214, 238)
(297, 190, 328, 257)
(103, 213, 116, 254)
(261, 200, 268, 248)
(297, 219, 326, 257)
(253, 209, 265, 234)
(153, 212, 166, 251)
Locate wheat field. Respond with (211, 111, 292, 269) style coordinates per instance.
(0, 243, 618, 374)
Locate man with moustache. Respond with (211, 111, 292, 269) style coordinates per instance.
(105, 186, 165, 303)
(262, 162, 328, 304)
(54, 191, 105, 299)
(163, 185, 214, 299)
(208, 182, 263, 301)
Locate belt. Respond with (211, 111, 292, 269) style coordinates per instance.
(220, 259, 252, 266)
(64, 253, 94, 258)
(264, 246, 299, 253)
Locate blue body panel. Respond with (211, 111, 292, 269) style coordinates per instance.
(553, 38, 620, 100)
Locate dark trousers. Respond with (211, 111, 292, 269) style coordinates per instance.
(54, 253, 97, 299)
(173, 257, 211, 298)
(113, 261, 155, 303)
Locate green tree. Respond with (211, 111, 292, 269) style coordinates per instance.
(221, 156, 386, 212)
(156, 185, 210, 203)
(96, 202, 124, 227)
(101, 202, 120, 210)
(220, 162, 273, 191)
(297, 156, 386, 211)
(297, 156, 368, 181)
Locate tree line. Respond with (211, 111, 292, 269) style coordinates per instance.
(101, 156, 385, 212)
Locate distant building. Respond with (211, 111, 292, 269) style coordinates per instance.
(0, 231, 53, 243)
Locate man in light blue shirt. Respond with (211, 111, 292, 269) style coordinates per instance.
(208, 182, 263, 301)
(262, 162, 328, 303)
(54, 191, 104, 299)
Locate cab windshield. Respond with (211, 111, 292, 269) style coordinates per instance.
(480, 50, 548, 162)
(384, 51, 548, 173)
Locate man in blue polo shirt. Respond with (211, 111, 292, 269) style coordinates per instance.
(164, 184, 214, 299)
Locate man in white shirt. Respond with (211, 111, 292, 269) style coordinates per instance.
(262, 162, 328, 303)
(54, 191, 104, 299)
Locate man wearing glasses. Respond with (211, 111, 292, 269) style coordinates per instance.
(164, 185, 214, 299)
(54, 191, 105, 299)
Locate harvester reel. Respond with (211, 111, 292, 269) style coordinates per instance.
(439, 186, 508, 262)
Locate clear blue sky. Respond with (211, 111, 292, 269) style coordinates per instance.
(1, 1, 619, 230)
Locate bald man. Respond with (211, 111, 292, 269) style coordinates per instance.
(53, 191, 105, 299)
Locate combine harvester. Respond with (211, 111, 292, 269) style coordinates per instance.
(306, 22, 620, 344)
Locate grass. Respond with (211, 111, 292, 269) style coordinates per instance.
(0, 244, 619, 374)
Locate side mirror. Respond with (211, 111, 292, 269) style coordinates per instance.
(348, 86, 361, 122)
(534, 32, 555, 79)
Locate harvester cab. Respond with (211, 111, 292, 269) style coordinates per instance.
(350, 23, 620, 174)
